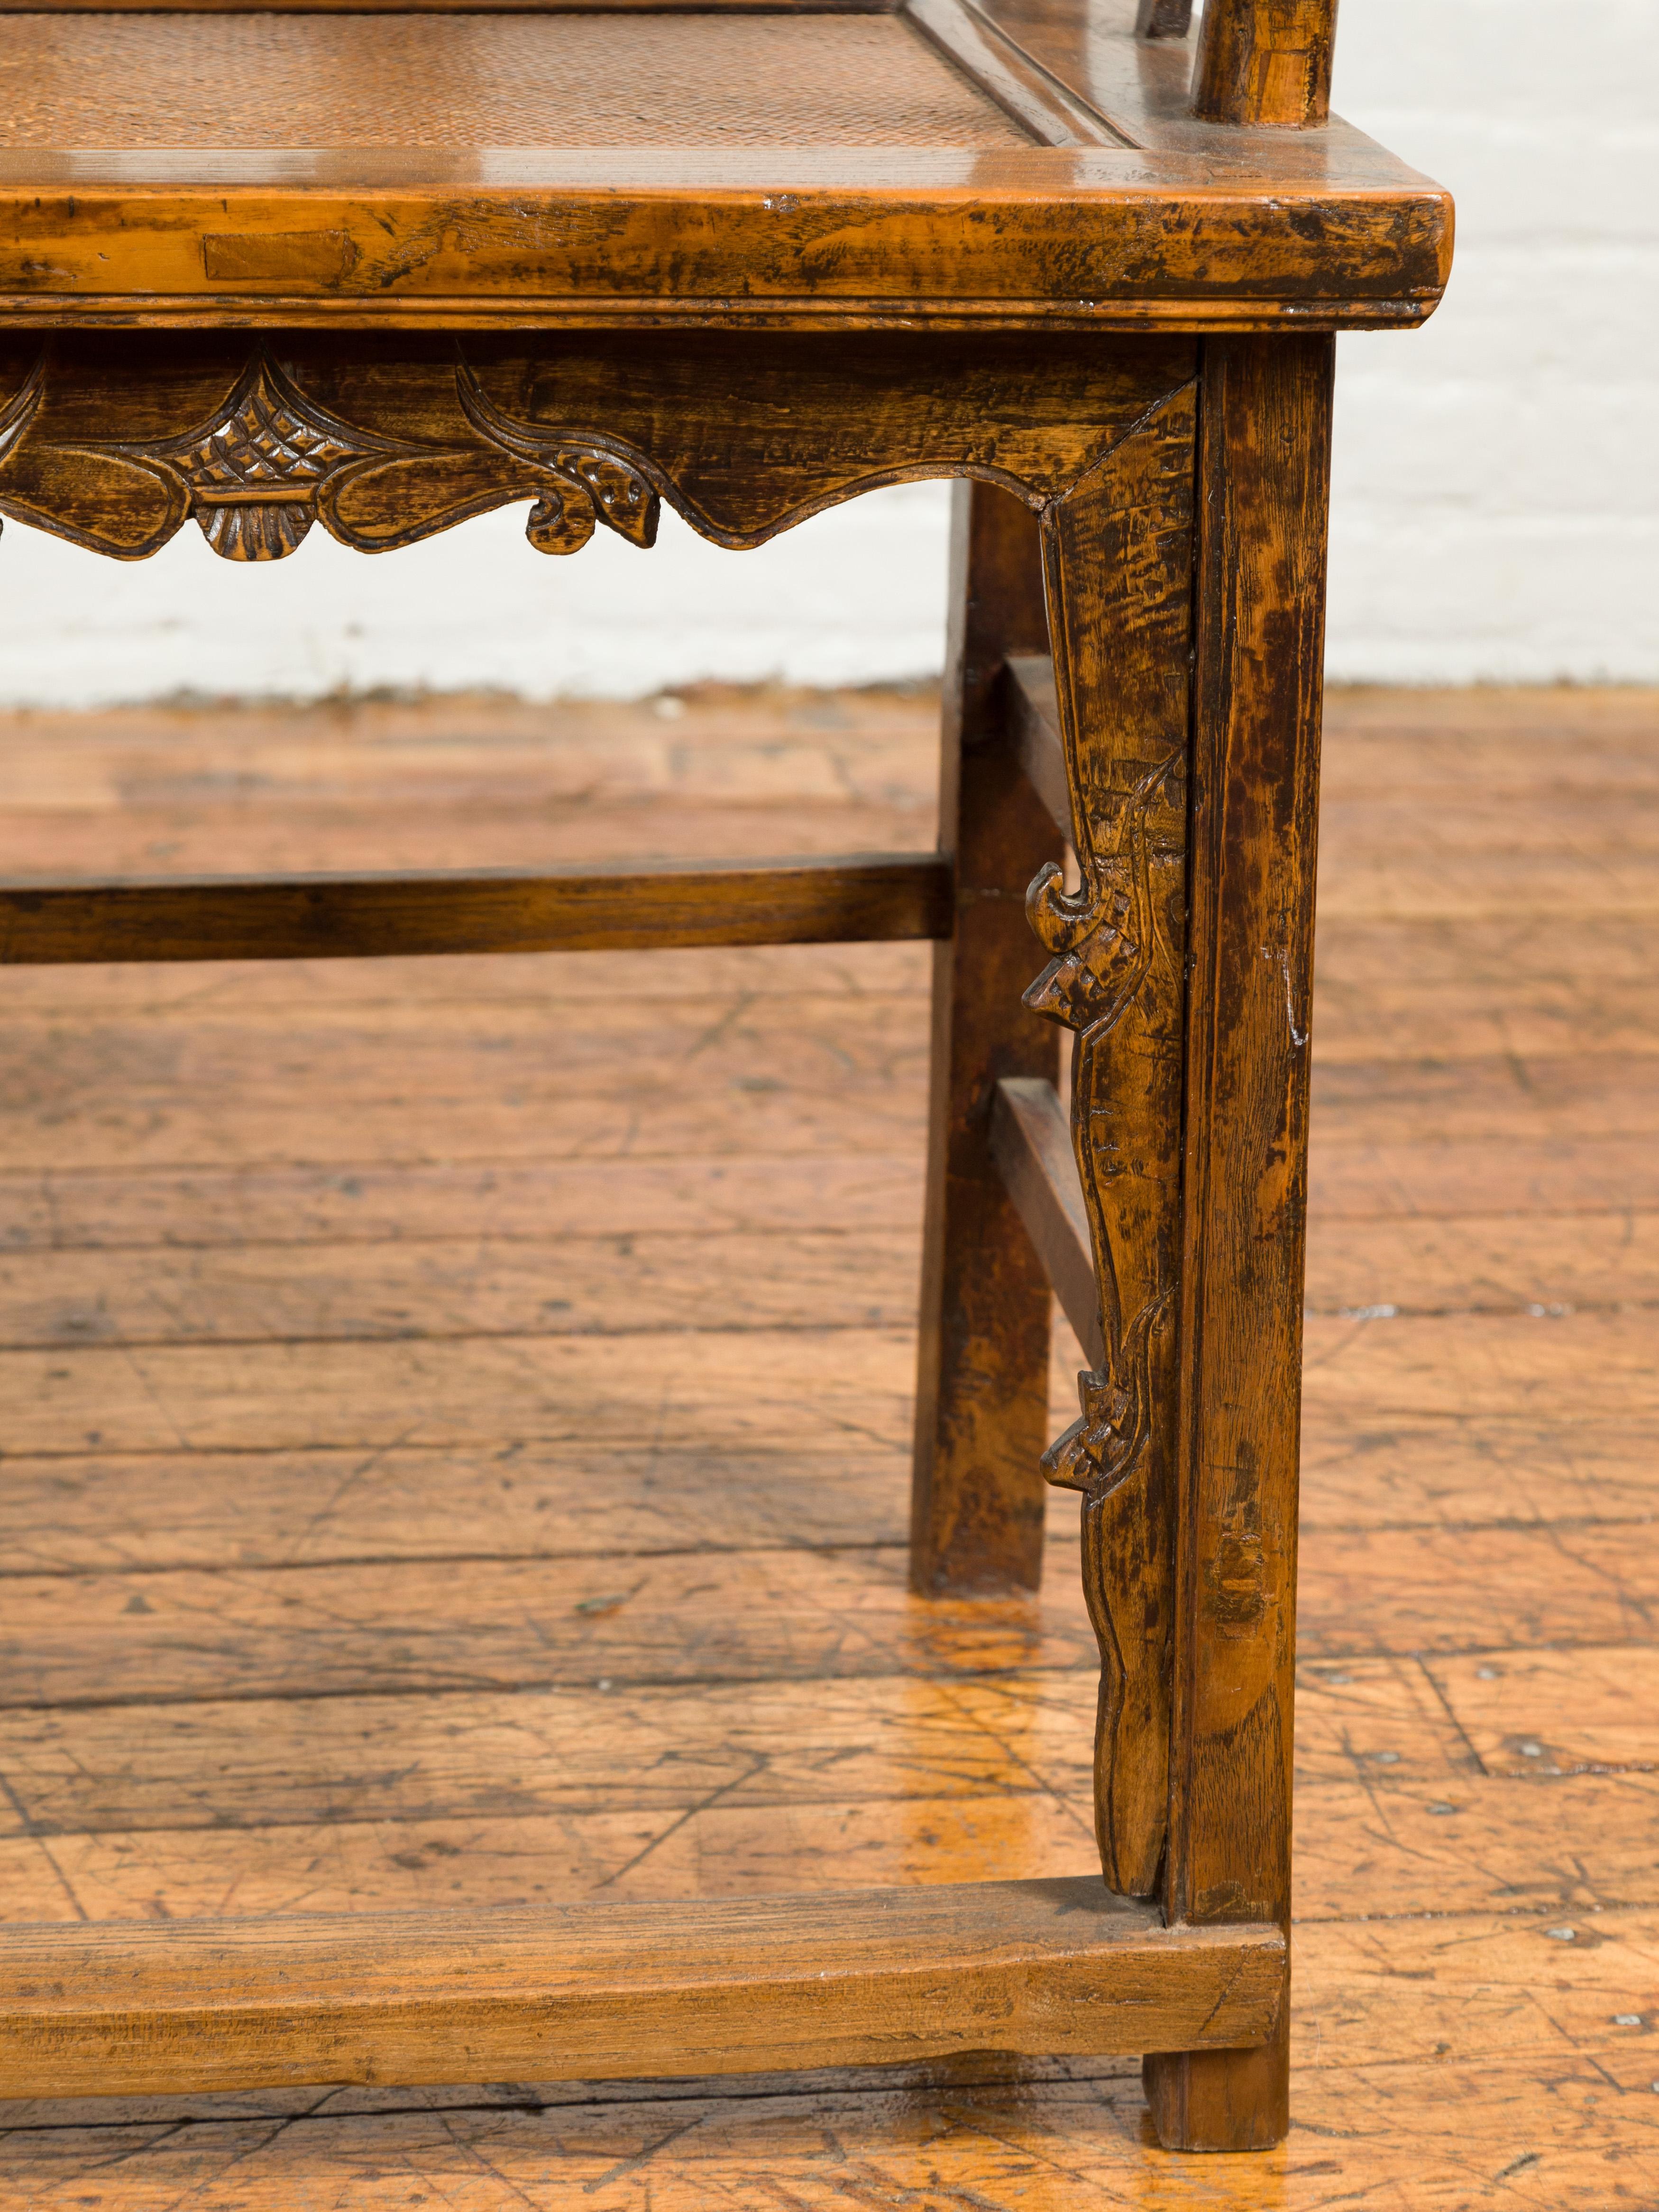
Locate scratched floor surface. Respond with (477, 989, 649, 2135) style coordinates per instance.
(0, 679, 1653, 2206)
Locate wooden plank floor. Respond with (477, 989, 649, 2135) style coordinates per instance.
(0, 680, 1655, 2205)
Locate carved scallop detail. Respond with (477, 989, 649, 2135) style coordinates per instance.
(197, 500, 316, 562)
(0, 346, 668, 563)
(1023, 754, 1183, 1502)
(144, 354, 388, 562)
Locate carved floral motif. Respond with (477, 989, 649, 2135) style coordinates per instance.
(1023, 749, 1183, 1500)
(1023, 745, 1185, 1899)
(145, 354, 387, 561)
(0, 346, 663, 564)
(1043, 1291, 1169, 1499)
(455, 369, 659, 556)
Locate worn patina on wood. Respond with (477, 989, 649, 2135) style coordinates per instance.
(0, 1881, 1285, 2099)
(0, 0, 1449, 2159)
(1024, 386, 1195, 1902)
(0, 332, 1197, 561)
(910, 485, 1063, 1594)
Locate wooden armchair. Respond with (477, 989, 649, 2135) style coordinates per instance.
(0, 0, 1450, 2154)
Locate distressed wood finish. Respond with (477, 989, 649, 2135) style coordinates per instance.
(1025, 387, 1195, 1901)
(2, 678, 1647, 2202)
(0, 854, 952, 966)
(0, 0, 1448, 2160)
(0, 333, 1195, 563)
(0, 160, 1450, 335)
(1141, 332, 1336, 2152)
(975, 0, 1384, 184)
(1192, 0, 1338, 129)
(0, 0, 1451, 338)
(0, 1880, 1285, 2099)
(911, 485, 1061, 1593)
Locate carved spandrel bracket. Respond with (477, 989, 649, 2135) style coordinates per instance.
(1043, 1292, 1170, 1500)
(1023, 385, 1196, 1902)
(1021, 745, 1186, 1904)
(1023, 758, 1187, 1906)
(1023, 747, 1184, 1501)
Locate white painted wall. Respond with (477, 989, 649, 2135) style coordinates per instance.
(1326, 0, 1659, 683)
(0, 0, 1651, 706)
(0, 483, 953, 707)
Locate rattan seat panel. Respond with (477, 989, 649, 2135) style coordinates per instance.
(0, 13, 1033, 149)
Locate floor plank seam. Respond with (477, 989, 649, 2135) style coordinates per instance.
(0, 1660, 1103, 1719)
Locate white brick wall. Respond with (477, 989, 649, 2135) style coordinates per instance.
(1326, 0, 1659, 681)
(0, 0, 1651, 705)
(0, 484, 953, 707)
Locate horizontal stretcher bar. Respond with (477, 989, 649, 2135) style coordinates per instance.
(1004, 651, 1074, 844)
(0, 1877, 1284, 2099)
(0, 851, 953, 964)
(991, 1075, 1104, 1367)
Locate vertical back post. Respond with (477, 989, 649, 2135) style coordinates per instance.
(1142, 332, 1335, 2151)
(1191, 0, 1338, 128)
(911, 482, 1062, 1594)
(1135, 0, 1193, 38)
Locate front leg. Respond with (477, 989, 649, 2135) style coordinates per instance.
(1026, 385, 1197, 1898)
(1140, 334, 1335, 2155)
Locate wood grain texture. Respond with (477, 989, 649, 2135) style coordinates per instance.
(0, 1879, 1284, 2099)
(978, 0, 1372, 171)
(0, 1540, 1097, 1709)
(0, 855, 951, 965)
(1424, 1644, 1659, 1780)
(1192, 0, 1338, 128)
(1028, 383, 1195, 1901)
(0, 680, 1654, 2199)
(0, 679, 942, 871)
(2, 2006, 1653, 2212)
(0, 1147, 927, 1253)
(990, 1076, 1105, 1367)
(0, 1440, 918, 1576)
(0, 1230, 926, 1351)
(0, 1656, 1654, 1931)
(0, 1472, 1649, 1736)
(0, 1320, 1650, 1563)
(0, 1670, 1099, 1843)
(0, 1796, 1106, 1925)
(911, 485, 1062, 1593)
(1144, 332, 1335, 2152)
(0, 14, 1452, 337)
(0, 333, 1194, 564)
(0, 162, 1453, 334)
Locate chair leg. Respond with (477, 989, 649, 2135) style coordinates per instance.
(910, 481, 1062, 1596)
(1144, 2032, 1291, 2156)
(1141, 334, 1335, 2152)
